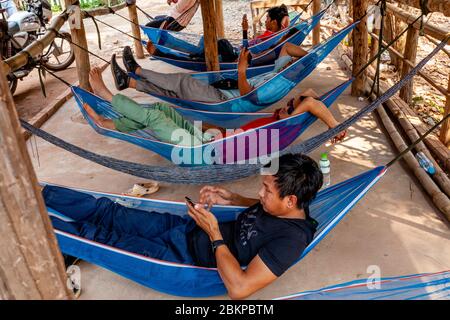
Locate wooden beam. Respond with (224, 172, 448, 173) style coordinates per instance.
(64, 1, 91, 91)
(127, 4, 145, 59)
(399, 27, 420, 103)
(439, 75, 450, 147)
(214, 0, 225, 39)
(81, 2, 127, 17)
(370, 32, 448, 96)
(386, 2, 450, 44)
(392, 0, 450, 17)
(1, 12, 69, 74)
(326, 27, 450, 171)
(369, 27, 379, 69)
(200, 0, 219, 71)
(312, 0, 321, 46)
(351, 0, 368, 96)
(0, 59, 72, 300)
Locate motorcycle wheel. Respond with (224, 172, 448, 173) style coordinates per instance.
(9, 78, 17, 95)
(41, 32, 75, 71)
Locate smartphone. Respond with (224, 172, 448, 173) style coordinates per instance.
(185, 196, 196, 207)
(185, 196, 210, 209)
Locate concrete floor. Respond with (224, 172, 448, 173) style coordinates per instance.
(28, 50, 450, 300)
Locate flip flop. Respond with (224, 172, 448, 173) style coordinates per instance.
(330, 130, 347, 144)
(123, 181, 160, 197)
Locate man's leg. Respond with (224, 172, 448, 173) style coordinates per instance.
(293, 97, 338, 128)
(43, 185, 188, 238)
(111, 94, 202, 144)
(132, 69, 225, 102)
(279, 42, 308, 59)
(293, 97, 346, 143)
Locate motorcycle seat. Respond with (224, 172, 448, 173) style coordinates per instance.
(7, 20, 20, 35)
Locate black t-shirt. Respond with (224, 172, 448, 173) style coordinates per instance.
(187, 203, 317, 277)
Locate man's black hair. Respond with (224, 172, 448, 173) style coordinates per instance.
(267, 4, 289, 29)
(265, 153, 323, 213)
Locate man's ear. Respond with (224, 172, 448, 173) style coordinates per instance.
(286, 195, 298, 209)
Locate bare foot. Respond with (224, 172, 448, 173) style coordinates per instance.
(89, 67, 113, 101)
(82, 102, 102, 124)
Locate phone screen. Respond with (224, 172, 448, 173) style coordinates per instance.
(185, 196, 195, 207)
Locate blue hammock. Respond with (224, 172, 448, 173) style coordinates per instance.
(46, 166, 387, 297)
(151, 8, 328, 71)
(274, 270, 450, 300)
(141, 12, 302, 55)
(143, 22, 357, 113)
(72, 79, 351, 165)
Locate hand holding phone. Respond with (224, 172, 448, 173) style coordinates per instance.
(186, 196, 211, 210)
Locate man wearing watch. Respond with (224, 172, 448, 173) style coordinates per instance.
(43, 153, 321, 299)
(186, 153, 321, 299)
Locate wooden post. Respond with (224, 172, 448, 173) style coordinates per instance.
(127, 3, 145, 59)
(369, 27, 379, 69)
(214, 0, 225, 39)
(439, 75, 450, 147)
(64, 0, 91, 91)
(351, 0, 368, 96)
(0, 60, 72, 300)
(399, 27, 419, 104)
(312, 0, 321, 46)
(200, 0, 219, 71)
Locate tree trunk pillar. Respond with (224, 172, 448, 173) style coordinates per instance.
(200, 0, 219, 71)
(351, 0, 368, 96)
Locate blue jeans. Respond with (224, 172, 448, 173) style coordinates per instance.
(44, 186, 195, 264)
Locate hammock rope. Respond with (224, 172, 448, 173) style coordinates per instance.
(20, 35, 449, 184)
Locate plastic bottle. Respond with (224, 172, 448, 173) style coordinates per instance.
(319, 152, 331, 187)
(415, 152, 436, 175)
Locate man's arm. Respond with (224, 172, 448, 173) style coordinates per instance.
(199, 186, 258, 207)
(186, 204, 277, 299)
(237, 49, 254, 96)
(215, 247, 278, 299)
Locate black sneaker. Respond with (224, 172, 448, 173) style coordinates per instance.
(111, 54, 129, 91)
(122, 46, 140, 73)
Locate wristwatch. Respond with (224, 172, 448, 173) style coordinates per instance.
(211, 240, 226, 253)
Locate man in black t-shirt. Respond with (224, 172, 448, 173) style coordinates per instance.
(44, 153, 322, 299)
(186, 153, 322, 299)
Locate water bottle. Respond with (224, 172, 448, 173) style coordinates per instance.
(415, 152, 436, 175)
(319, 153, 331, 187)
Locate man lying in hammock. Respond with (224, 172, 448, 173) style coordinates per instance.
(145, 0, 199, 31)
(243, 5, 290, 47)
(85, 67, 346, 146)
(43, 153, 322, 299)
(147, 5, 290, 61)
(111, 42, 308, 110)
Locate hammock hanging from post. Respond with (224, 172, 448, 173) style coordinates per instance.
(46, 165, 387, 297)
(142, 22, 357, 113)
(150, 7, 330, 71)
(71, 79, 352, 165)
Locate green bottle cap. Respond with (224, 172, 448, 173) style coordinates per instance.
(320, 152, 328, 160)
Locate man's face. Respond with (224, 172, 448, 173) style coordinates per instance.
(258, 175, 292, 216)
(265, 15, 278, 32)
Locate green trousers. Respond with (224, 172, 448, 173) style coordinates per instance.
(111, 94, 212, 146)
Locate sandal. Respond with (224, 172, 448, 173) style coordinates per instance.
(330, 130, 347, 144)
(123, 181, 160, 197)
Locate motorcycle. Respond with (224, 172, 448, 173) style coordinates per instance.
(0, 0, 75, 94)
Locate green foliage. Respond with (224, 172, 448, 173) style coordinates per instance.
(80, 0, 106, 10)
(51, 4, 62, 12)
